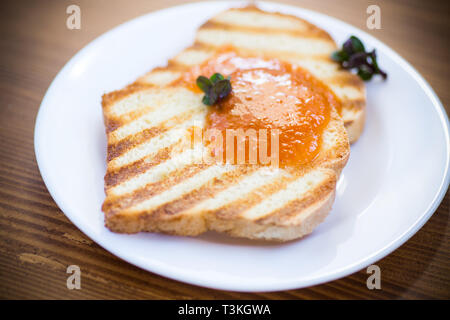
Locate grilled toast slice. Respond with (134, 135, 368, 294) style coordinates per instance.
(101, 6, 353, 241)
(138, 6, 366, 143)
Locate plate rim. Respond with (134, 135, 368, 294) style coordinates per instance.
(34, 0, 450, 292)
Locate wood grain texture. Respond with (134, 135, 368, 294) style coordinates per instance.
(0, 0, 448, 299)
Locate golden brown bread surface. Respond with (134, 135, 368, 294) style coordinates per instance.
(101, 6, 359, 241)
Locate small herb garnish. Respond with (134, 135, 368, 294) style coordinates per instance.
(196, 73, 232, 106)
(332, 36, 387, 81)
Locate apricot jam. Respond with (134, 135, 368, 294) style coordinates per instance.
(180, 51, 341, 168)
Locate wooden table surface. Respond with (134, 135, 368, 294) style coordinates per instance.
(0, 0, 449, 299)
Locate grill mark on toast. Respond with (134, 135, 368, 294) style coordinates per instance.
(143, 64, 185, 75)
(108, 107, 163, 129)
(192, 44, 333, 62)
(102, 83, 153, 111)
(105, 145, 173, 188)
(142, 165, 258, 218)
(107, 86, 199, 120)
(183, 168, 289, 217)
(328, 73, 365, 88)
(210, 172, 300, 220)
(104, 117, 124, 134)
(107, 146, 206, 197)
(105, 120, 204, 188)
(136, 70, 182, 86)
(107, 108, 201, 161)
(210, 6, 334, 40)
(257, 174, 336, 224)
(108, 111, 206, 169)
(200, 20, 332, 40)
(191, 42, 222, 54)
(195, 29, 336, 56)
(171, 47, 215, 68)
(107, 127, 163, 161)
(163, 61, 191, 72)
(103, 163, 210, 215)
(166, 59, 195, 71)
(341, 98, 365, 111)
(240, 170, 336, 221)
(107, 90, 204, 143)
(124, 165, 232, 214)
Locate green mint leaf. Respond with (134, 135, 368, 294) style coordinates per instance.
(208, 87, 220, 105)
(357, 65, 373, 81)
(331, 50, 348, 62)
(196, 76, 212, 93)
(343, 38, 354, 55)
(345, 52, 369, 69)
(368, 50, 388, 79)
(202, 94, 213, 106)
(350, 36, 365, 53)
(213, 79, 232, 99)
(210, 73, 225, 84)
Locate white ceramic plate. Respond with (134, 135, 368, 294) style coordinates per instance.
(34, 1, 449, 292)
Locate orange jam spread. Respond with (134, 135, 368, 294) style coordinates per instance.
(180, 51, 341, 168)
